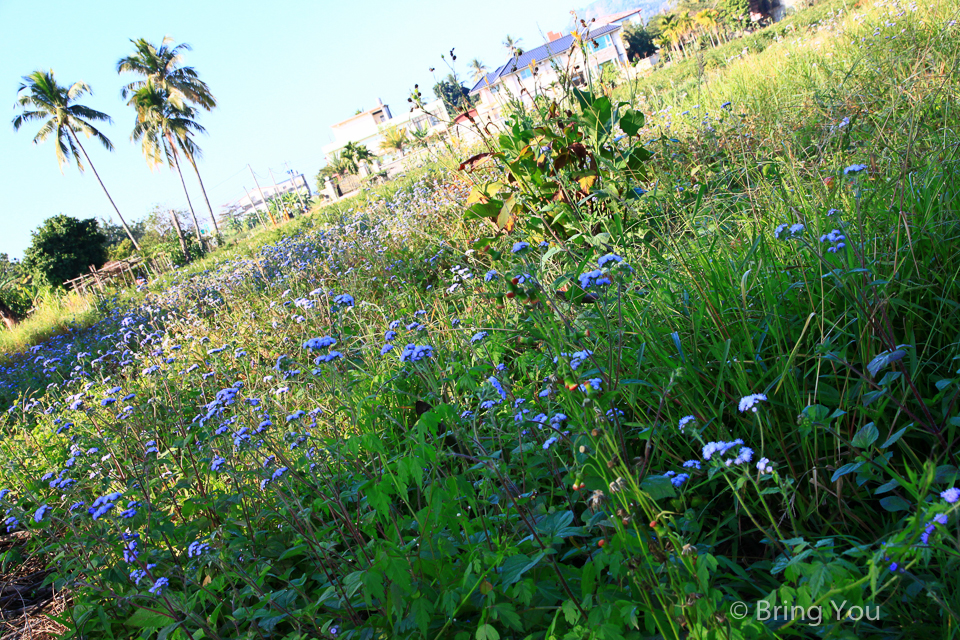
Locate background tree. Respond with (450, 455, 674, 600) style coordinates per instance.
(433, 74, 474, 113)
(118, 37, 220, 238)
(409, 128, 432, 150)
(695, 9, 723, 46)
(12, 70, 141, 252)
(379, 126, 409, 157)
(502, 34, 523, 55)
(341, 142, 374, 174)
(0, 255, 27, 328)
(99, 217, 149, 260)
(622, 23, 659, 60)
(720, 0, 751, 32)
(468, 58, 488, 82)
(317, 152, 355, 184)
(22, 215, 108, 288)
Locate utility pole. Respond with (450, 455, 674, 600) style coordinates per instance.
(242, 185, 267, 227)
(248, 165, 277, 225)
(284, 162, 308, 212)
(269, 169, 293, 220)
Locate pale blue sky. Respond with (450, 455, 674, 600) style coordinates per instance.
(0, 0, 575, 259)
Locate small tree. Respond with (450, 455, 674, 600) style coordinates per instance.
(379, 126, 409, 157)
(432, 75, 474, 114)
(623, 23, 658, 60)
(22, 215, 109, 288)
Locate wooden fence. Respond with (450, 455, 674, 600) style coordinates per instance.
(64, 254, 175, 294)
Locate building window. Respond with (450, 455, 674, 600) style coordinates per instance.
(490, 84, 501, 94)
(519, 67, 533, 80)
(591, 34, 613, 50)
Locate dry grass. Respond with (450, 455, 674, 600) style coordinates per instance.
(0, 291, 99, 357)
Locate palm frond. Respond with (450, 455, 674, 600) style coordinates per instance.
(67, 104, 113, 123)
(66, 81, 92, 101)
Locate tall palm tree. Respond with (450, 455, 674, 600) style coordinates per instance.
(502, 35, 523, 54)
(695, 9, 722, 47)
(12, 70, 141, 252)
(118, 37, 220, 239)
(129, 83, 206, 253)
(673, 13, 696, 56)
(468, 58, 488, 82)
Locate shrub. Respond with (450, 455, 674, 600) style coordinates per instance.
(22, 215, 108, 288)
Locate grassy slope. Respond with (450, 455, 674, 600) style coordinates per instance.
(2, 0, 960, 638)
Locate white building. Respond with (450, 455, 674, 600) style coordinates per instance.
(468, 23, 632, 126)
(321, 98, 449, 161)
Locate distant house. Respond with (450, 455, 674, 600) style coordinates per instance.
(321, 98, 449, 161)
(468, 23, 631, 125)
(594, 7, 644, 27)
(220, 174, 311, 223)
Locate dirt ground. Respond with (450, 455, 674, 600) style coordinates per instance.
(0, 532, 67, 640)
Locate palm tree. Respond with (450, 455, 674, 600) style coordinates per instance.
(468, 58, 488, 82)
(118, 37, 220, 239)
(695, 9, 722, 47)
(379, 126, 409, 157)
(410, 128, 432, 149)
(326, 152, 353, 177)
(129, 83, 206, 254)
(673, 13, 696, 56)
(12, 70, 141, 252)
(341, 142, 374, 174)
(502, 34, 523, 54)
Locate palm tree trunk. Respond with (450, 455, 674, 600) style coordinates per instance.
(71, 133, 142, 252)
(169, 208, 189, 255)
(186, 154, 221, 240)
(168, 142, 203, 245)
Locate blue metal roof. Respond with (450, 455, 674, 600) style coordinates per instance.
(468, 24, 621, 94)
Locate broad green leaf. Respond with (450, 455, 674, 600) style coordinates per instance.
(500, 551, 545, 586)
(852, 423, 879, 448)
(619, 109, 645, 136)
(880, 496, 911, 512)
(126, 607, 173, 628)
(831, 462, 864, 482)
(641, 475, 677, 500)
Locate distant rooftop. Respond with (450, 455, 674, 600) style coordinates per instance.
(469, 23, 621, 94)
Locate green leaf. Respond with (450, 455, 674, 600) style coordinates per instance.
(500, 551, 545, 586)
(619, 109, 645, 136)
(879, 496, 911, 512)
(881, 426, 909, 448)
(875, 479, 900, 494)
(493, 603, 523, 631)
(807, 562, 830, 597)
(851, 423, 879, 448)
(582, 560, 597, 598)
(867, 348, 908, 378)
(641, 475, 677, 500)
(126, 607, 173, 628)
(562, 598, 581, 624)
(831, 462, 863, 482)
(476, 623, 500, 640)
